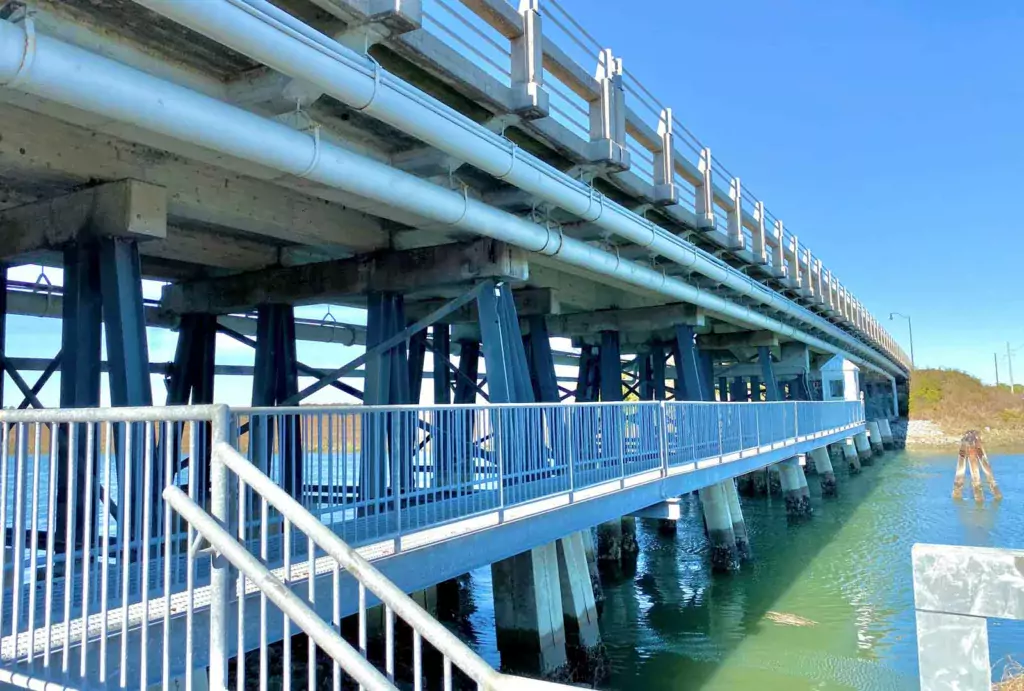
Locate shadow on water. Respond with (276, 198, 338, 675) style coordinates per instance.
(600, 457, 898, 690)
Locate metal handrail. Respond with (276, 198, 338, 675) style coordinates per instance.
(194, 441, 575, 691)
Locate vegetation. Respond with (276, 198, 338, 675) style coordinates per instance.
(910, 368, 1024, 443)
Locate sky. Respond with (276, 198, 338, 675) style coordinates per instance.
(4, 0, 1023, 407)
(552, 0, 1024, 384)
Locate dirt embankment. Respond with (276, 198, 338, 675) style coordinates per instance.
(908, 369, 1024, 448)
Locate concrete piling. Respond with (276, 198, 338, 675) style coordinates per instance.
(778, 458, 812, 517)
(854, 431, 873, 464)
(596, 520, 622, 563)
(620, 516, 639, 557)
(722, 479, 751, 559)
(580, 529, 604, 605)
(841, 437, 862, 473)
(699, 482, 740, 572)
(877, 418, 895, 449)
(810, 446, 837, 496)
(491, 543, 568, 676)
(866, 420, 884, 454)
(555, 534, 602, 654)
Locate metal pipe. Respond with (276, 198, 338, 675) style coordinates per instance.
(0, 19, 898, 376)
(129, 0, 905, 371)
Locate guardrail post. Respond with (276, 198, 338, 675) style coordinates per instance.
(510, 0, 549, 118)
(653, 108, 677, 205)
(658, 401, 668, 475)
(696, 147, 715, 228)
(727, 177, 744, 250)
(208, 404, 232, 691)
(588, 48, 630, 170)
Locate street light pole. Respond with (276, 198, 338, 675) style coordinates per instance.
(1008, 341, 1016, 395)
(889, 312, 915, 369)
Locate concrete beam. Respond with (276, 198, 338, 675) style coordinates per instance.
(0, 103, 389, 255)
(0, 181, 166, 258)
(406, 288, 557, 323)
(162, 239, 529, 314)
(697, 330, 779, 350)
(547, 302, 704, 337)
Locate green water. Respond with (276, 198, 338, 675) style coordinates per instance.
(463, 451, 1024, 689)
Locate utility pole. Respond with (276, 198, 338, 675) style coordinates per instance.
(1008, 341, 1016, 395)
(994, 352, 1001, 386)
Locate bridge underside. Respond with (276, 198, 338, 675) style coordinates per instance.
(0, 0, 907, 686)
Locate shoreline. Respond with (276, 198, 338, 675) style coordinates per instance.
(903, 418, 1024, 453)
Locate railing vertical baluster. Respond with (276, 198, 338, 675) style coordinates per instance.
(209, 406, 231, 691)
(658, 401, 668, 474)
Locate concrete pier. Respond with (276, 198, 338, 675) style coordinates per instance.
(491, 543, 568, 675)
(854, 431, 873, 464)
(841, 438, 862, 473)
(620, 516, 639, 558)
(580, 529, 604, 605)
(699, 482, 740, 572)
(555, 533, 602, 657)
(722, 480, 751, 559)
(866, 420, 884, 454)
(810, 446, 837, 497)
(878, 418, 895, 449)
(778, 458, 812, 517)
(597, 520, 622, 563)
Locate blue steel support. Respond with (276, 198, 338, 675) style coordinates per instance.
(100, 238, 152, 408)
(749, 375, 761, 402)
(699, 351, 714, 402)
(651, 343, 668, 401)
(718, 376, 728, 402)
(758, 346, 781, 402)
(638, 352, 654, 401)
(670, 325, 705, 402)
(362, 293, 412, 503)
(523, 316, 559, 404)
(166, 313, 217, 509)
(730, 377, 746, 403)
(432, 325, 452, 405)
(477, 281, 533, 404)
(598, 331, 622, 403)
(57, 242, 102, 544)
(453, 339, 480, 404)
(252, 304, 302, 498)
(408, 331, 427, 404)
(575, 345, 599, 402)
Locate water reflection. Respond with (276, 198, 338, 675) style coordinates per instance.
(458, 451, 1024, 690)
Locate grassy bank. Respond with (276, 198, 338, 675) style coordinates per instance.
(910, 368, 1024, 445)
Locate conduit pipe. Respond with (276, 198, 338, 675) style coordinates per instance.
(0, 19, 896, 377)
(130, 0, 904, 372)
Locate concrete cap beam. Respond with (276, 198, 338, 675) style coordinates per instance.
(161, 238, 528, 314)
(0, 180, 166, 259)
(547, 302, 704, 337)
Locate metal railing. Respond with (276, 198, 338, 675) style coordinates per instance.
(230, 400, 863, 550)
(166, 441, 572, 691)
(0, 404, 226, 687)
(0, 399, 863, 689)
(913, 543, 1024, 690)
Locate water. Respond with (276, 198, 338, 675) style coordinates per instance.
(459, 451, 1024, 689)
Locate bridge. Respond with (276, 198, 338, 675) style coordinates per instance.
(0, 0, 910, 688)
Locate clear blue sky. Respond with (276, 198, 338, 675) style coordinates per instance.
(4, 0, 1023, 408)
(555, 0, 1024, 384)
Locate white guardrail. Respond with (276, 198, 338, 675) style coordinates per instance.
(913, 543, 1024, 691)
(0, 399, 863, 689)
